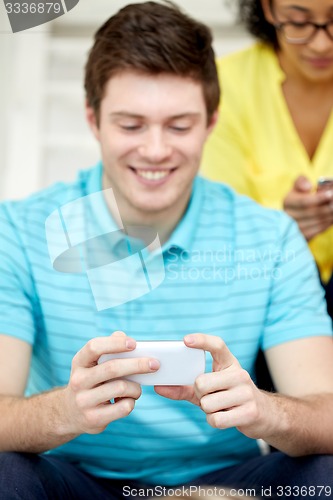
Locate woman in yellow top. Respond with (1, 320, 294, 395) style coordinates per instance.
(202, 0, 333, 316)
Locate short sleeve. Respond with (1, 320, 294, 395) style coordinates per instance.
(0, 204, 36, 344)
(262, 215, 332, 350)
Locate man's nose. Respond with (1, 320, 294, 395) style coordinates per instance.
(138, 129, 172, 162)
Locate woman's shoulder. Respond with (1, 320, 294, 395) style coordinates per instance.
(217, 42, 277, 79)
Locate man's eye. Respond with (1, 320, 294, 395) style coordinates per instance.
(120, 124, 141, 131)
(170, 126, 191, 132)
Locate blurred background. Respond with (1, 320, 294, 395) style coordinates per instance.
(0, 0, 252, 200)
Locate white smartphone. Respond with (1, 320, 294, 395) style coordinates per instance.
(98, 340, 206, 386)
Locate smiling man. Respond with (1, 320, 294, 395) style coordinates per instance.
(0, 2, 333, 499)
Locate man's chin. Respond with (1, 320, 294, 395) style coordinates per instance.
(131, 202, 173, 217)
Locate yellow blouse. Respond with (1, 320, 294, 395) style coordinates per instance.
(202, 42, 333, 282)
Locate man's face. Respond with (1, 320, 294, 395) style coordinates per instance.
(87, 71, 216, 226)
(262, 0, 333, 83)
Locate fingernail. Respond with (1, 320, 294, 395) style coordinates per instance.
(324, 190, 333, 199)
(149, 359, 160, 371)
(184, 335, 195, 345)
(126, 339, 136, 349)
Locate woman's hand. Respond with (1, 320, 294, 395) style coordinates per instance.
(283, 176, 333, 241)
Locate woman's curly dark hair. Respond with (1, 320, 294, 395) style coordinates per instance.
(238, 0, 278, 46)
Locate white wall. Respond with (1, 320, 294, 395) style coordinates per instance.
(0, 0, 252, 200)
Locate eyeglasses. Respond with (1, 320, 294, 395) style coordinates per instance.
(269, 2, 333, 45)
(273, 20, 333, 44)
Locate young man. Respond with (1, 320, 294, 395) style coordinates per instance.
(0, 2, 333, 498)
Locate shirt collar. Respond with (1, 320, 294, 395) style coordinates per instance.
(162, 176, 204, 255)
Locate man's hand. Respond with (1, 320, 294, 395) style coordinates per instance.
(62, 331, 160, 435)
(283, 175, 333, 241)
(155, 334, 271, 440)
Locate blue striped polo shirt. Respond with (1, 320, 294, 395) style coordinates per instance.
(0, 162, 331, 484)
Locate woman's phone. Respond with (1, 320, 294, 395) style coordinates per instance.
(317, 177, 333, 191)
(98, 340, 206, 386)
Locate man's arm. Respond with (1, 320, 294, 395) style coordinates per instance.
(263, 335, 333, 455)
(0, 335, 71, 452)
(155, 334, 333, 456)
(0, 335, 31, 396)
(0, 332, 159, 453)
(0, 388, 77, 453)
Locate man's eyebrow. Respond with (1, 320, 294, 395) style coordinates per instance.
(109, 112, 201, 119)
(109, 112, 144, 119)
(170, 113, 201, 119)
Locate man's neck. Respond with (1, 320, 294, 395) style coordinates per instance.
(102, 190, 191, 246)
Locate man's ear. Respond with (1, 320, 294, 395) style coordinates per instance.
(260, 0, 275, 25)
(85, 102, 100, 141)
(206, 110, 219, 136)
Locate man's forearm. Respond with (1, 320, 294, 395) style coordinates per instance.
(0, 388, 79, 453)
(259, 392, 333, 456)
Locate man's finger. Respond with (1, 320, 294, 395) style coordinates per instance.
(73, 332, 136, 368)
(154, 385, 198, 404)
(84, 379, 142, 406)
(96, 397, 137, 426)
(111, 331, 127, 338)
(184, 334, 238, 372)
(194, 368, 247, 399)
(73, 356, 160, 389)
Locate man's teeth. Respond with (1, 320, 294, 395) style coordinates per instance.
(136, 169, 170, 180)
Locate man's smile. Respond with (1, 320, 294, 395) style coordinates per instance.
(129, 167, 177, 183)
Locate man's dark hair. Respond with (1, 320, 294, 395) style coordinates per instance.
(239, 0, 278, 46)
(84, 1, 220, 125)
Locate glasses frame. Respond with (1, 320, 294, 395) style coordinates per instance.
(274, 20, 333, 44)
(269, 3, 333, 44)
